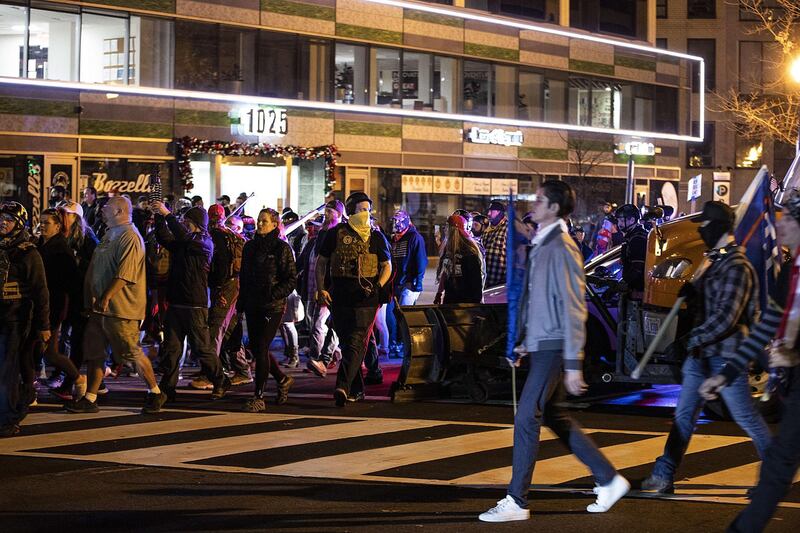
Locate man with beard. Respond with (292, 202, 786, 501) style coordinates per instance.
(482, 200, 508, 289)
(0, 202, 49, 437)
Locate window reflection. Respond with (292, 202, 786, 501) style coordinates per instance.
(130, 16, 173, 88)
(463, 61, 491, 116)
(29, 8, 80, 82)
(0, 5, 26, 78)
(80, 12, 129, 85)
(433, 56, 457, 113)
(335, 43, 367, 105)
(371, 47, 400, 107)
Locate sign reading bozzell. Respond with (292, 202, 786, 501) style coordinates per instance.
(92, 172, 152, 194)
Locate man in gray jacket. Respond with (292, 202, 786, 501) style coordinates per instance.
(480, 180, 629, 523)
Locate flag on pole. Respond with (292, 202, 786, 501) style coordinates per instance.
(734, 166, 780, 310)
(506, 190, 525, 363)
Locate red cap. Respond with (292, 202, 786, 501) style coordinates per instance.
(208, 203, 225, 221)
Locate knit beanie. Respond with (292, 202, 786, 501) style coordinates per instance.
(183, 206, 208, 231)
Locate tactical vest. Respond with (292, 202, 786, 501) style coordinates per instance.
(330, 226, 378, 280)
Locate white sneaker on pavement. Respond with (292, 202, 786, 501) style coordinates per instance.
(478, 495, 530, 522)
(587, 474, 630, 513)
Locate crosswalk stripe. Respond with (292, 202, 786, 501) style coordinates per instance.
(80, 418, 447, 467)
(675, 462, 800, 492)
(450, 433, 750, 486)
(22, 408, 136, 426)
(0, 413, 301, 454)
(262, 427, 516, 478)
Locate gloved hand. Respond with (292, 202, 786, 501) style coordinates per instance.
(678, 282, 698, 301)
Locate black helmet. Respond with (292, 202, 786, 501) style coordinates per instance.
(0, 201, 28, 229)
(615, 203, 641, 221)
(345, 191, 372, 215)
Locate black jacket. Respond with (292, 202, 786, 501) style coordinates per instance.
(391, 225, 428, 291)
(621, 224, 648, 292)
(287, 227, 306, 258)
(238, 229, 297, 313)
(67, 226, 98, 316)
(440, 249, 483, 304)
(296, 235, 317, 301)
(208, 224, 234, 290)
(154, 213, 213, 307)
(38, 233, 79, 328)
(0, 230, 49, 331)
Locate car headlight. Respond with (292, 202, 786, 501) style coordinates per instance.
(651, 257, 692, 279)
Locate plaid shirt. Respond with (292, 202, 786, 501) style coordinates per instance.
(482, 217, 508, 288)
(686, 245, 758, 360)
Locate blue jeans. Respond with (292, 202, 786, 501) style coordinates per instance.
(508, 350, 617, 508)
(652, 355, 773, 482)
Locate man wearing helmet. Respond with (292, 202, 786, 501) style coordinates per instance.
(0, 202, 50, 437)
(615, 204, 648, 299)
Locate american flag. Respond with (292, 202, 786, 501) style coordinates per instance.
(734, 166, 781, 310)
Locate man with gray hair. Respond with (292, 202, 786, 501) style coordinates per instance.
(66, 196, 167, 414)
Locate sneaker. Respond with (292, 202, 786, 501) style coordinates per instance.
(364, 373, 383, 386)
(587, 474, 630, 513)
(306, 358, 327, 378)
(243, 397, 266, 413)
(65, 396, 99, 414)
(49, 384, 73, 402)
(190, 376, 214, 390)
(230, 373, 253, 386)
(142, 391, 167, 414)
(283, 355, 299, 368)
(334, 388, 347, 407)
(97, 381, 109, 395)
(347, 391, 365, 402)
(478, 495, 530, 523)
(640, 474, 674, 494)
(276, 375, 294, 405)
(210, 376, 231, 400)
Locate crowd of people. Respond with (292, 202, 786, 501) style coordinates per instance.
(1, 177, 798, 531)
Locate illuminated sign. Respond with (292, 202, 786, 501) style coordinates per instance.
(467, 127, 523, 147)
(236, 107, 288, 137)
(616, 141, 656, 156)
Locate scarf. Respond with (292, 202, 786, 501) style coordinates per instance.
(347, 211, 372, 243)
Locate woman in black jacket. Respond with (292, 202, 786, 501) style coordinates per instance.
(434, 214, 485, 305)
(38, 208, 85, 401)
(60, 201, 98, 379)
(238, 208, 297, 412)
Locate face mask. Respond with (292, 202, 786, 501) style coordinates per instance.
(698, 220, 729, 249)
(392, 216, 410, 234)
(348, 211, 372, 242)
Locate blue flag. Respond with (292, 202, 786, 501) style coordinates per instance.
(505, 190, 525, 362)
(734, 167, 780, 310)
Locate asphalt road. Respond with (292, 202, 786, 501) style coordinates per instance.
(1, 378, 798, 533)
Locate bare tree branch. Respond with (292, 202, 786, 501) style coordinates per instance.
(558, 132, 613, 177)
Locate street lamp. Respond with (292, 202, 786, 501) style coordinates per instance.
(790, 56, 800, 84)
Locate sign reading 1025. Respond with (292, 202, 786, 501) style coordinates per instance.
(240, 107, 288, 137)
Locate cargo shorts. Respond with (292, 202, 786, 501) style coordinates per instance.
(83, 313, 144, 364)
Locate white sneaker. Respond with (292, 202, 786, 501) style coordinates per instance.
(587, 474, 630, 513)
(478, 495, 530, 522)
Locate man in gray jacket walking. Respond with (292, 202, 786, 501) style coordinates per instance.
(480, 180, 629, 523)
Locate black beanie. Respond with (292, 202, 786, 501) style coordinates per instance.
(183, 206, 208, 231)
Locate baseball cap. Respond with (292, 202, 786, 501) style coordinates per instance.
(61, 201, 83, 218)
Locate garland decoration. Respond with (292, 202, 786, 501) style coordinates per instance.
(174, 136, 338, 193)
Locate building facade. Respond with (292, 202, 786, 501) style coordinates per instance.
(0, 0, 697, 249)
(657, 0, 794, 208)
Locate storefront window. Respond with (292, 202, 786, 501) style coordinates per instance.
(130, 16, 173, 88)
(80, 12, 130, 85)
(433, 56, 457, 113)
(402, 51, 433, 109)
(569, 78, 620, 129)
(0, 4, 27, 78)
(28, 8, 80, 81)
(687, 122, 714, 168)
(371, 47, 401, 107)
(463, 61, 491, 116)
(0, 155, 45, 229)
(335, 43, 367, 105)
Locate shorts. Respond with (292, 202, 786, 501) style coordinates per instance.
(83, 313, 144, 364)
